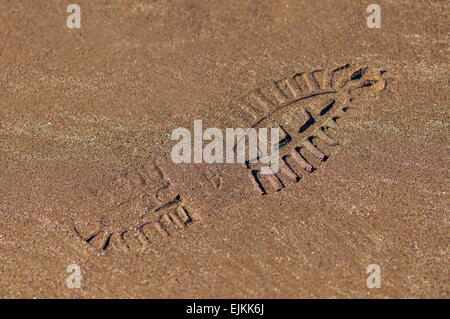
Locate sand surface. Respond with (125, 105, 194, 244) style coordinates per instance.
(0, 0, 448, 298)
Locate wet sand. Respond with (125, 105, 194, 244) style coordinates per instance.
(0, 0, 448, 298)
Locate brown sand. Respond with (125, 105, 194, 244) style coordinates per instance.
(0, 0, 448, 298)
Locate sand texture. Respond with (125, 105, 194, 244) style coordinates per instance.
(0, 0, 448, 298)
